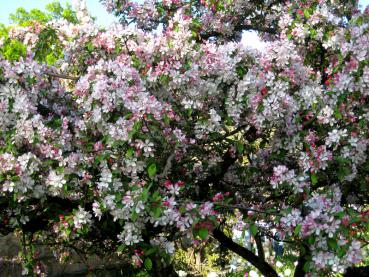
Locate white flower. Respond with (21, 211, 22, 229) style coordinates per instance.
(92, 202, 102, 220)
(73, 206, 92, 229)
(2, 181, 15, 192)
(325, 129, 347, 147)
(97, 167, 112, 191)
(209, 109, 221, 125)
(46, 170, 66, 189)
(118, 222, 143, 245)
(249, 270, 258, 277)
(318, 106, 335, 125)
(151, 236, 175, 254)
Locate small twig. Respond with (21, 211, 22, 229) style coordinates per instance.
(214, 203, 282, 216)
(158, 151, 176, 179)
(263, 231, 295, 244)
(199, 124, 248, 145)
(44, 71, 79, 81)
(174, 200, 282, 216)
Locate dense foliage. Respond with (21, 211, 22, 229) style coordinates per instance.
(0, 0, 368, 276)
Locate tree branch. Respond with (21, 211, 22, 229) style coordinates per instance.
(214, 203, 281, 216)
(212, 228, 278, 277)
(44, 71, 79, 81)
(254, 234, 265, 261)
(344, 266, 369, 277)
(293, 243, 310, 277)
(199, 124, 248, 145)
(195, 126, 258, 200)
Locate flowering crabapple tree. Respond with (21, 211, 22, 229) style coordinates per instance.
(0, 0, 369, 276)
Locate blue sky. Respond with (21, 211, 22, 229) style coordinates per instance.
(361, 0, 369, 7)
(1, 0, 369, 27)
(360, 0, 369, 7)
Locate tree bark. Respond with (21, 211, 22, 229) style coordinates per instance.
(293, 244, 310, 277)
(344, 266, 369, 277)
(196, 126, 258, 200)
(212, 228, 278, 277)
(152, 257, 179, 277)
(255, 234, 265, 261)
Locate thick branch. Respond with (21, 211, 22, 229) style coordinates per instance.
(212, 228, 278, 277)
(195, 148, 237, 200)
(344, 266, 369, 277)
(195, 126, 258, 200)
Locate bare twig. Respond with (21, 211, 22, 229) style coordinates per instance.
(44, 71, 79, 81)
(214, 203, 282, 216)
(158, 151, 176, 179)
(199, 124, 248, 145)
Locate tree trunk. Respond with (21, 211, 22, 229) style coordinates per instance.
(152, 256, 179, 277)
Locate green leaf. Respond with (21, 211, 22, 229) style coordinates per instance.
(342, 227, 349, 237)
(153, 207, 161, 218)
(141, 189, 149, 202)
(303, 9, 310, 18)
(152, 191, 160, 200)
(126, 148, 134, 158)
(157, 5, 165, 14)
(148, 163, 157, 179)
(144, 247, 156, 256)
(310, 28, 317, 38)
(236, 65, 246, 78)
(128, 120, 142, 139)
(86, 42, 94, 51)
(11, 175, 20, 182)
(160, 74, 170, 84)
(337, 247, 346, 258)
(163, 114, 170, 125)
(131, 210, 138, 222)
(141, 183, 152, 202)
(334, 108, 342, 119)
(308, 236, 315, 244)
(133, 120, 142, 132)
(327, 238, 338, 250)
(294, 224, 302, 236)
(173, 23, 180, 32)
(311, 173, 317, 185)
(117, 244, 125, 252)
(250, 224, 258, 236)
(198, 228, 208, 240)
(335, 211, 345, 219)
(236, 141, 244, 154)
(144, 258, 152, 270)
(303, 261, 310, 273)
